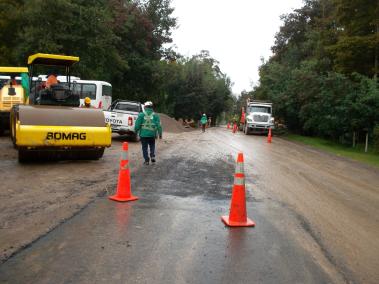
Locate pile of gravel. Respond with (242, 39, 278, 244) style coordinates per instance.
(158, 113, 189, 133)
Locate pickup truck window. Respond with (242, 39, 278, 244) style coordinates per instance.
(115, 103, 141, 113)
(247, 106, 271, 114)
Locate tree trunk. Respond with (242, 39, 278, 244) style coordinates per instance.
(353, 131, 356, 147)
(375, 22, 378, 81)
(365, 132, 369, 153)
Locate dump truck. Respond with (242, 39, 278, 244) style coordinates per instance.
(243, 99, 275, 135)
(0, 67, 28, 136)
(10, 53, 111, 162)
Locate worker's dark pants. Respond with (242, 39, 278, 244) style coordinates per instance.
(202, 124, 206, 132)
(141, 137, 156, 162)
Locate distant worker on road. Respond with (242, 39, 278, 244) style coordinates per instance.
(135, 101, 162, 165)
(82, 97, 92, 108)
(200, 113, 207, 132)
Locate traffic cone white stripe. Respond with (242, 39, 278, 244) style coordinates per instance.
(121, 151, 129, 161)
(235, 162, 244, 174)
(234, 176, 245, 185)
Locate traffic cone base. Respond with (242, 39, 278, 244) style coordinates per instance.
(109, 195, 139, 202)
(221, 215, 255, 227)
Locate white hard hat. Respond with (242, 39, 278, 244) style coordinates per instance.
(144, 101, 153, 107)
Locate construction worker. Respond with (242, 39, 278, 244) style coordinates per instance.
(45, 72, 58, 88)
(200, 113, 207, 132)
(134, 101, 162, 165)
(7, 75, 18, 86)
(82, 97, 92, 108)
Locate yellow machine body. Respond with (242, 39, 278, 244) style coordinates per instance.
(0, 85, 25, 112)
(16, 125, 111, 147)
(14, 105, 111, 148)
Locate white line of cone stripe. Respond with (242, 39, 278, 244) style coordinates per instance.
(235, 162, 244, 174)
(121, 151, 129, 161)
(234, 177, 245, 185)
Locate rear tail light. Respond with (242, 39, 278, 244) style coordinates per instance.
(98, 101, 102, 109)
(128, 117, 133, 126)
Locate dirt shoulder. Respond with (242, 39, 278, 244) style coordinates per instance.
(0, 131, 179, 263)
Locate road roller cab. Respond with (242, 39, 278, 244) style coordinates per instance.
(11, 53, 112, 162)
(0, 67, 29, 136)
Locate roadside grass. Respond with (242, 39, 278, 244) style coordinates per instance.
(285, 134, 379, 169)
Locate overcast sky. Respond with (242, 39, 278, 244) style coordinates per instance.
(170, 0, 304, 94)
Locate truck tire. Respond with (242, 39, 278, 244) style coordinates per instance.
(10, 107, 17, 147)
(244, 124, 249, 135)
(0, 116, 5, 136)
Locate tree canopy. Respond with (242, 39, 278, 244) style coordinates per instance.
(0, 0, 233, 122)
(250, 0, 378, 144)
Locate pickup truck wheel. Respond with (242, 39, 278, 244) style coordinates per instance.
(133, 134, 140, 142)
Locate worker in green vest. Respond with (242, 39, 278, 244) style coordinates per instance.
(135, 101, 163, 165)
(200, 113, 208, 132)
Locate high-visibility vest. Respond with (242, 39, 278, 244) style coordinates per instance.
(141, 111, 157, 131)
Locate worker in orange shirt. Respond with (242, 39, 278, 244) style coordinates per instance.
(45, 72, 58, 88)
(7, 75, 18, 86)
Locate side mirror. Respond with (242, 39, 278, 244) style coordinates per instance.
(8, 87, 16, 96)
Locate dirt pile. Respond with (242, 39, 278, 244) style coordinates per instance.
(159, 113, 189, 133)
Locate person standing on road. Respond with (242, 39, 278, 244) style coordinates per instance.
(200, 113, 207, 132)
(135, 101, 162, 165)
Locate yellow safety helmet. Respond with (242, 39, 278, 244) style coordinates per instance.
(84, 97, 91, 104)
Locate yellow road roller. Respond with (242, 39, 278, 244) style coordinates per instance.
(11, 53, 111, 162)
(0, 67, 29, 136)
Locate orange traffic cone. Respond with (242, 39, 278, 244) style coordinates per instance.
(267, 128, 272, 143)
(221, 153, 255, 227)
(109, 142, 139, 202)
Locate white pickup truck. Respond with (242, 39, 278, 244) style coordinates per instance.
(103, 100, 143, 141)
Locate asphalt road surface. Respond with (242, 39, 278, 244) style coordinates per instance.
(0, 128, 378, 284)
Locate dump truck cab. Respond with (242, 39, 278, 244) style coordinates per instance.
(11, 53, 111, 162)
(0, 67, 28, 135)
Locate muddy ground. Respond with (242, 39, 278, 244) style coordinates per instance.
(0, 127, 378, 283)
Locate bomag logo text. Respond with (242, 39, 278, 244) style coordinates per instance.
(46, 132, 87, 140)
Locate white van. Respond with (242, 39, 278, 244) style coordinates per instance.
(75, 80, 112, 110)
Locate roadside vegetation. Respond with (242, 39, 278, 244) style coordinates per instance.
(0, 0, 233, 122)
(286, 134, 379, 168)
(241, 0, 379, 152)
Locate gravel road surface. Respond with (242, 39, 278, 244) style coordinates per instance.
(0, 127, 378, 283)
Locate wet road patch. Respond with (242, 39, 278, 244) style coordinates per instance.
(134, 156, 235, 199)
